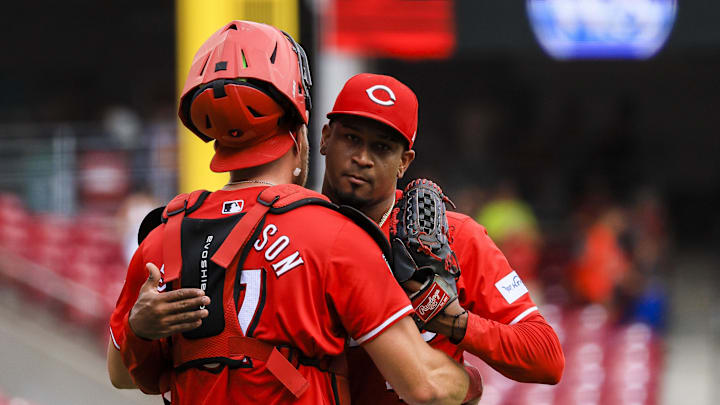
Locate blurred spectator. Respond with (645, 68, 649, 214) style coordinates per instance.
(476, 180, 542, 289)
(570, 204, 630, 308)
(628, 188, 669, 275)
(618, 188, 670, 331)
(102, 106, 142, 149)
(566, 184, 670, 333)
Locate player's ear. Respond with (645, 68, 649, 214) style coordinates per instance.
(295, 125, 309, 154)
(288, 124, 306, 156)
(320, 124, 331, 155)
(397, 149, 415, 178)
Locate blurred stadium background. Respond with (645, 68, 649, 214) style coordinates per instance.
(0, 1, 718, 404)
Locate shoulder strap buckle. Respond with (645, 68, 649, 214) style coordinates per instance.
(165, 199, 188, 217)
(258, 193, 281, 207)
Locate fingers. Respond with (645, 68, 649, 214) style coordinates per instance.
(144, 262, 162, 289)
(163, 309, 209, 331)
(163, 288, 207, 302)
(165, 295, 211, 314)
(160, 318, 205, 336)
(133, 310, 207, 340)
(165, 319, 204, 335)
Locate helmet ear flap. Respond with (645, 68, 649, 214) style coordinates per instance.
(179, 86, 213, 143)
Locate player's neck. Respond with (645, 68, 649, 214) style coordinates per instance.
(321, 182, 395, 226)
(223, 155, 296, 190)
(364, 194, 396, 227)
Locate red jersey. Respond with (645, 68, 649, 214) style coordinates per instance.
(347, 190, 563, 404)
(110, 186, 413, 405)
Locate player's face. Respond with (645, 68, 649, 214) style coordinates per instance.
(321, 117, 414, 208)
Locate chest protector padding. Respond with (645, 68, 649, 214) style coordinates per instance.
(179, 215, 243, 339)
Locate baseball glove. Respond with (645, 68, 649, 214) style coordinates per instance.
(389, 179, 461, 330)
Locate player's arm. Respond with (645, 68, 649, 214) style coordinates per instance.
(106, 231, 209, 390)
(427, 302, 564, 384)
(120, 262, 211, 393)
(457, 311, 564, 384)
(108, 341, 136, 388)
(362, 316, 477, 405)
(429, 218, 564, 384)
(107, 242, 154, 389)
(328, 222, 478, 404)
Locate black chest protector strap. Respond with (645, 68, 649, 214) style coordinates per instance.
(162, 190, 211, 282)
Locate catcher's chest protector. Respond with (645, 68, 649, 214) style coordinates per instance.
(158, 185, 385, 399)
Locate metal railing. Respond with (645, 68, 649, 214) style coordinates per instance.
(0, 121, 178, 215)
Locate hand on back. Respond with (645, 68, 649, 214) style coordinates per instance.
(128, 263, 210, 340)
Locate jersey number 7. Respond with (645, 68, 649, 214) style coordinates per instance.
(237, 268, 266, 336)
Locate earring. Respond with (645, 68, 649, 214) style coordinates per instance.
(293, 167, 301, 177)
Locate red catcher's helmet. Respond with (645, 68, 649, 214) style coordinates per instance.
(178, 21, 313, 172)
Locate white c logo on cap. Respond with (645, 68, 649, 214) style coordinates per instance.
(366, 85, 396, 106)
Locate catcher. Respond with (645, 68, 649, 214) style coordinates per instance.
(319, 73, 565, 404)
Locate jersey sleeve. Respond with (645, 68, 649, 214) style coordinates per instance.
(325, 222, 413, 345)
(109, 226, 163, 350)
(461, 311, 564, 384)
(451, 215, 564, 384)
(453, 215, 538, 325)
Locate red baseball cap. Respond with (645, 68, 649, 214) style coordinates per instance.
(327, 73, 418, 148)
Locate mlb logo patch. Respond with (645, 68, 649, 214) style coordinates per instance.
(222, 199, 244, 214)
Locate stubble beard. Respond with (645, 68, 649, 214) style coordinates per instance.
(329, 184, 373, 210)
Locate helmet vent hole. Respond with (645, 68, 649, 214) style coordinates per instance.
(247, 106, 264, 118)
(270, 42, 278, 64)
(205, 115, 212, 129)
(199, 54, 210, 76)
(226, 24, 238, 31)
(214, 61, 228, 72)
(241, 49, 248, 68)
